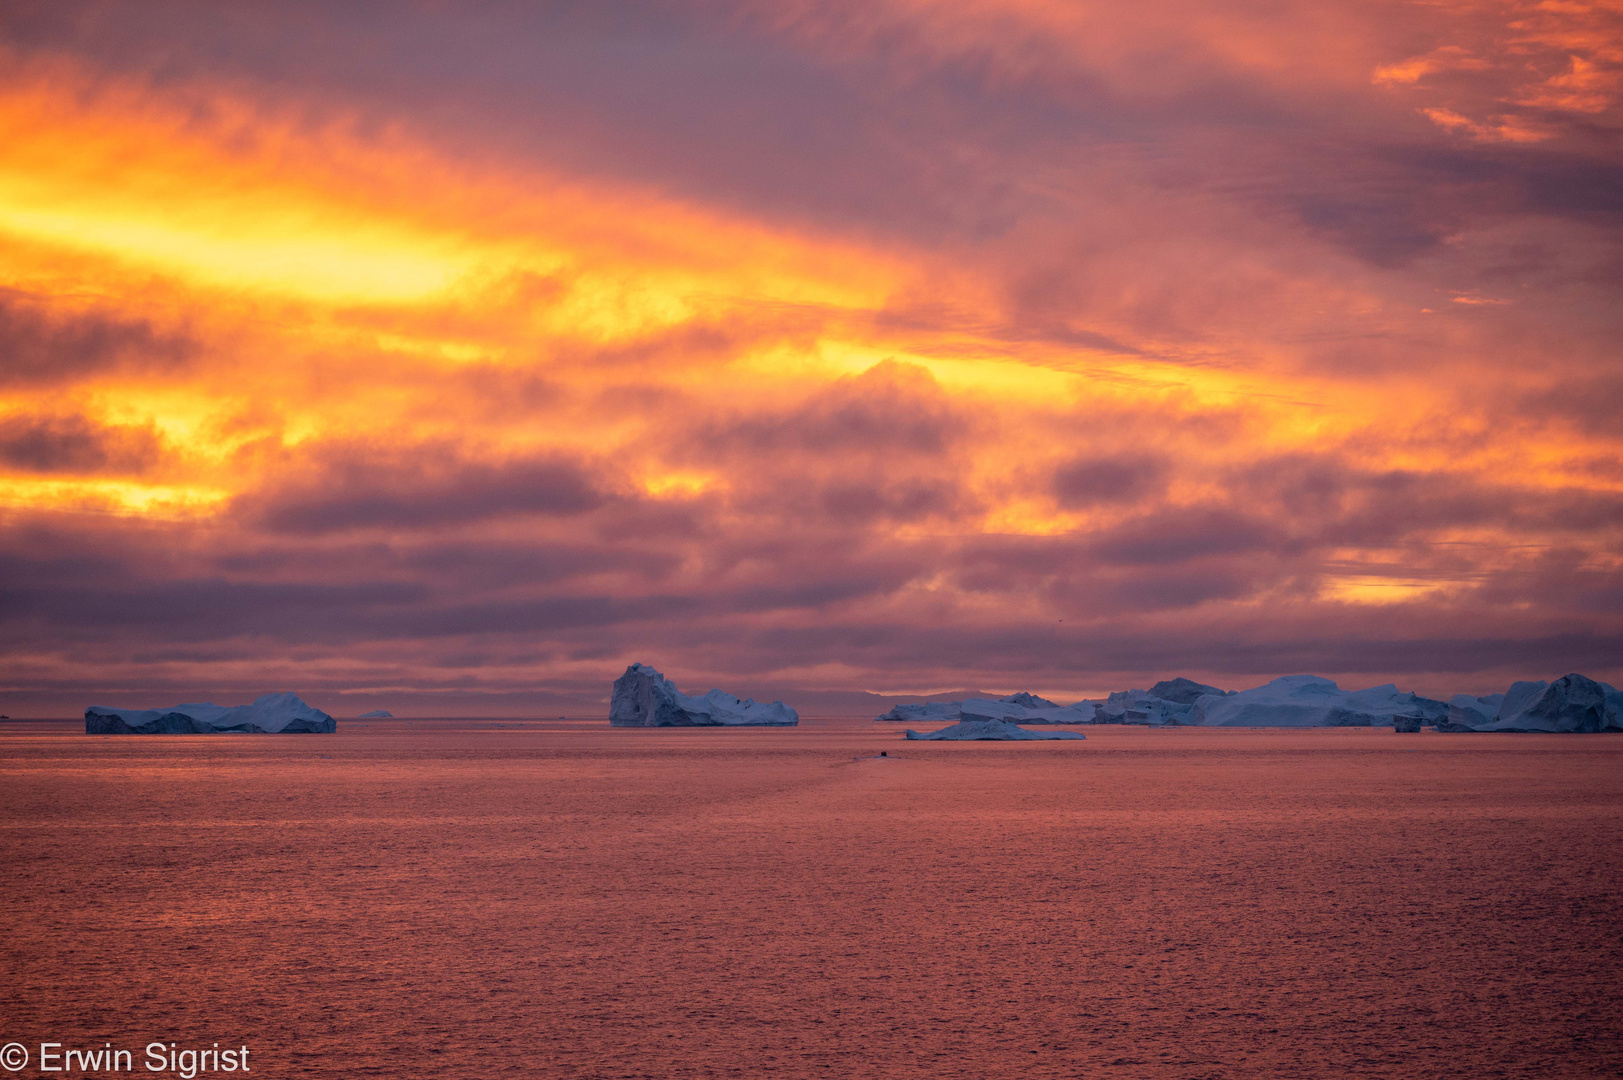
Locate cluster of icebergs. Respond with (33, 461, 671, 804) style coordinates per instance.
(880, 673, 1623, 736)
(80, 667, 1622, 739)
(85, 692, 336, 734)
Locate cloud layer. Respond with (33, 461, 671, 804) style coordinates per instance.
(0, 1, 1619, 713)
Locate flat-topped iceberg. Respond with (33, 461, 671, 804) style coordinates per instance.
(610, 663, 798, 727)
(904, 718, 1086, 741)
(876, 678, 1229, 726)
(1189, 676, 1447, 728)
(959, 697, 1099, 724)
(875, 700, 964, 723)
(86, 692, 336, 734)
(358, 709, 393, 718)
(877, 691, 1101, 724)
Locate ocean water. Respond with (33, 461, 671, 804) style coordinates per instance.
(2, 718, 1620, 1078)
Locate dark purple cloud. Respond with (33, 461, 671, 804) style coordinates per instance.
(246, 445, 610, 533)
(1053, 455, 1168, 507)
(0, 293, 193, 387)
(0, 413, 164, 474)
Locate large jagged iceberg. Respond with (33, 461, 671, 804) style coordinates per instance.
(85, 692, 336, 734)
(904, 718, 1086, 741)
(1188, 675, 1447, 728)
(609, 663, 798, 727)
(1456, 674, 1621, 733)
(1092, 679, 1234, 725)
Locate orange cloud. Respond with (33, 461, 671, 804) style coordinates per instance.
(0, 4, 1618, 711)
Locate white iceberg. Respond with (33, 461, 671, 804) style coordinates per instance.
(1145, 677, 1232, 705)
(876, 673, 1621, 734)
(1445, 692, 1506, 730)
(1188, 675, 1447, 728)
(877, 691, 1103, 724)
(904, 718, 1087, 741)
(998, 691, 1059, 708)
(85, 692, 336, 734)
(1467, 674, 1619, 733)
(958, 697, 1100, 724)
(879, 679, 1229, 726)
(874, 700, 965, 723)
(609, 663, 798, 727)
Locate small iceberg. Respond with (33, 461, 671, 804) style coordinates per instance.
(609, 663, 798, 726)
(904, 718, 1086, 741)
(85, 692, 336, 734)
(357, 709, 394, 718)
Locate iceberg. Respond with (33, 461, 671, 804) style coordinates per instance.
(877, 691, 1099, 724)
(609, 663, 798, 727)
(1443, 692, 1505, 731)
(1500, 680, 1551, 719)
(904, 718, 1087, 741)
(998, 691, 1058, 708)
(1435, 675, 1621, 732)
(1147, 678, 1232, 705)
(85, 692, 336, 734)
(1468, 674, 1618, 733)
(1095, 685, 1219, 726)
(875, 673, 1619, 733)
(959, 697, 1099, 724)
(357, 709, 393, 718)
(876, 680, 1229, 726)
(874, 700, 965, 723)
(1188, 676, 1447, 728)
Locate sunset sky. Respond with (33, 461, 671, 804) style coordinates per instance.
(1, 1, 1619, 715)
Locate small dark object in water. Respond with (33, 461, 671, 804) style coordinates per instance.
(880, 751, 887, 757)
